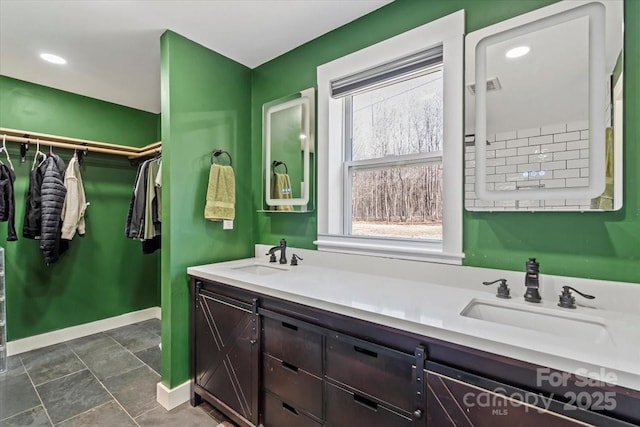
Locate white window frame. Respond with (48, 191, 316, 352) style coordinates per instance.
(316, 10, 465, 264)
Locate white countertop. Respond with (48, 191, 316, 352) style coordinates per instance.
(188, 252, 640, 392)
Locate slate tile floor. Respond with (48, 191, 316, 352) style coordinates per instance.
(0, 319, 235, 426)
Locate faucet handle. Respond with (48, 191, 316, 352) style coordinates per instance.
(291, 254, 303, 266)
(267, 252, 277, 263)
(558, 285, 595, 309)
(482, 279, 511, 299)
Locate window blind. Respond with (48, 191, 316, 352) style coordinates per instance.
(330, 45, 443, 98)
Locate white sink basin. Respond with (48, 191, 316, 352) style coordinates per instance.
(231, 263, 288, 275)
(461, 299, 613, 345)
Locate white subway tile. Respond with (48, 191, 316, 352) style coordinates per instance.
(506, 173, 527, 182)
(486, 166, 495, 174)
(495, 182, 516, 191)
(496, 148, 517, 157)
(465, 183, 475, 192)
(581, 130, 589, 139)
(518, 145, 540, 155)
(540, 160, 566, 170)
(496, 130, 517, 141)
(475, 200, 496, 207)
(566, 177, 589, 187)
(553, 132, 581, 143)
(466, 175, 476, 184)
(466, 160, 476, 168)
(465, 192, 476, 199)
(490, 140, 506, 150)
(529, 153, 551, 163)
(495, 200, 517, 207)
(506, 155, 529, 165)
(580, 168, 589, 177)
(487, 157, 506, 167)
(553, 169, 580, 179)
(567, 140, 589, 150)
(465, 167, 474, 176)
(486, 174, 506, 183)
(506, 138, 529, 148)
(465, 145, 475, 153)
(566, 199, 592, 206)
(517, 200, 541, 207)
(580, 149, 590, 159)
(466, 152, 475, 160)
(486, 150, 496, 159)
(517, 127, 541, 138)
(567, 120, 589, 132)
(487, 133, 496, 143)
(567, 158, 589, 169)
(529, 135, 553, 145)
(518, 163, 540, 173)
(540, 123, 567, 135)
(496, 165, 517, 174)
(543, 179, 566, 188)
(554, 150, 580, 161)
(540, 142, 566, 153)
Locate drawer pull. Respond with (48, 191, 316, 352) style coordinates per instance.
(354, 345, 378, 358)
(282, 321, 298, 331)
(282, 402, 299, 415)
(281, 360, 299, 373)
(353, 394, 378, 411)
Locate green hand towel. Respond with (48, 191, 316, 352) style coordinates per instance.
(205, 164, 235, 220)
(271, 172, 293, 211)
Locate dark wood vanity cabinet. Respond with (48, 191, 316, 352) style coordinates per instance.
(190, 278, 640, 427)
(191, 280, 260, 426)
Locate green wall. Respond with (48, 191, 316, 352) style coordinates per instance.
(160, 31, 253, 388)
(0, 75, 160, 340)
(252, 0, 640, 283)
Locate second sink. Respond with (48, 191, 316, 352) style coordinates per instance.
(461, 299, 613, 345)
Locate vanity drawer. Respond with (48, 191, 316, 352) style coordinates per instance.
(325, 382, 412, 427)
(325, 335, 414, 412)
(263, 391, 322, 427)
(263, 353, 322, 418)
(262, 316, 322, 375)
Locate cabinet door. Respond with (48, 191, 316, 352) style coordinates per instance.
(426, 366, 610, 427)
(194, 287, 259, 425)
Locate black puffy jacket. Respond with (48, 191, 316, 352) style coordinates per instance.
(23, 165, 45, 239)
(39, 155, 66, 264)
(0, 164, 18, 241)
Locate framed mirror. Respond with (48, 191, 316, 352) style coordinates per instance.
(465, 0, 623, 211)
(261, 88, 315, 212)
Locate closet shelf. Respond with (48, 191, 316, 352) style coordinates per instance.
(0, 127, 161, 159)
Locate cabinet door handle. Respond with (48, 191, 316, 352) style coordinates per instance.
(282, 402, 299, 415)
(250, 339, 257, 345)
(354, 345, 378, 358)
(281, 322, 298, 331)
(281, 361, 299, 373)
(413, 409, 423, 419)
(353, 393, 378, 411)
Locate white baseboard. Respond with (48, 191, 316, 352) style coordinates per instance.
(157, 380, 191, 410)
(7, 306, 161, 356)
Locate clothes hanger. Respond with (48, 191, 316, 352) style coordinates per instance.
(32, 139, 47, 170)
(0, 135, 14, 170)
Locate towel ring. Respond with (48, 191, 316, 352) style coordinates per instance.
(211, 149, 232, 166)
(272, 160, 288, 174)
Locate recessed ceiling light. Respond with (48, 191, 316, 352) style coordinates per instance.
(40, 53, 67, 65)
(505, 46, 530, 59)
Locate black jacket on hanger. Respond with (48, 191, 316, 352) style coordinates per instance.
(0, 164, 18, 241)
(23, 164, 45, 239)
(40, 154, 67, 264)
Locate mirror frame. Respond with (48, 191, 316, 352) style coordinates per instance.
(263, 88, 315, 208)
(473, 2, 606, 202)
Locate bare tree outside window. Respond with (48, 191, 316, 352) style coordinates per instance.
(348, 69, 444, 241)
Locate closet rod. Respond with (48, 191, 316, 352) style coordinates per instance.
(0, 127, 161, 158)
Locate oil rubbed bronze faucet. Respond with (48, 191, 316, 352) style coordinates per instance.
(524, 257, 542, 303)
(266, 239, 287, 264)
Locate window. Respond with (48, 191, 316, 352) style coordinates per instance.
(316, 10, 465, 264)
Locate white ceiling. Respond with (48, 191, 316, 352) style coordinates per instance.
(0, 0, 392, 113)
